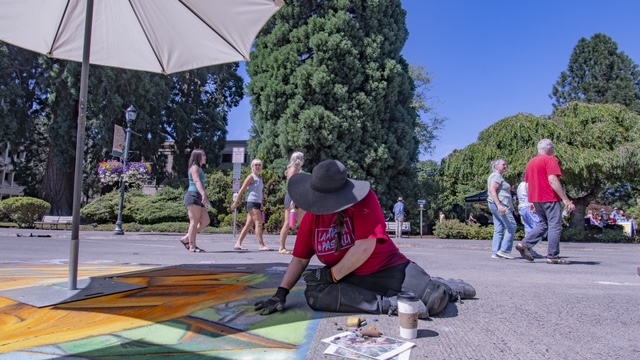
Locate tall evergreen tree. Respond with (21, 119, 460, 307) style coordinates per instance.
(551, 33, 640, 113)
(247, 0, 420, 208)
(0, 43, 39, 145)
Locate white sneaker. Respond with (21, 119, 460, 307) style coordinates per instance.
(496, 251, 514, 259)
(491, 254, 500, 259)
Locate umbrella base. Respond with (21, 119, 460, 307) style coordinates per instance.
(0, 277, 145, 308)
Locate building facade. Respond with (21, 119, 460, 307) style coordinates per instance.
(0, 143, 25, 200)
(159, 140, 250, 177)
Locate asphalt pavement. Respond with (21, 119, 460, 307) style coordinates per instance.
(1, 228, 639, 359)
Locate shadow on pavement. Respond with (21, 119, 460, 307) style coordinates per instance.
(417, 329, 439, 338)
(567, 260, 601, 265)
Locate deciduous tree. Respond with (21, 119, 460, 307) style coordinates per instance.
(1, 42, 243, 214)
(441, 103, 640, 227)
(409, 64, 446, 156)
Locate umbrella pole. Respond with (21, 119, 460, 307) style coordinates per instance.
(69, 0, 94, 290)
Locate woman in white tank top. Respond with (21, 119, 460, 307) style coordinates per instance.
(231, 159, 271, 251)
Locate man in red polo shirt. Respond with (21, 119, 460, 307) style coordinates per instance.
(516, 139, 575, 264)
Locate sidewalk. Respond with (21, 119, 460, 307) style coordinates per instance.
(0, 229, 639, 359)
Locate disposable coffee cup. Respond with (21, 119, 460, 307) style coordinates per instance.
(397, 291, 419, 339)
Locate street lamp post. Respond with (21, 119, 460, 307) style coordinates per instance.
(114, 105, 137, 235)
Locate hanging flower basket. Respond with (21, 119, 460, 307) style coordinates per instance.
(98, 160, 152, 188)
(124, 162, 153, 186)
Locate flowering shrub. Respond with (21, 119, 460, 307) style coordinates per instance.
(98, 160, 152, 187)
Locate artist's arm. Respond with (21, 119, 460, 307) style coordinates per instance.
(254, 256, 310, 315)
(331, 238, 376, 280)
(279, 256, 311, 289)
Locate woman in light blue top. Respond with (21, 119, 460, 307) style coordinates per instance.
(231, 159, 271, 251)
(487, 159, 517, 259)
(180, 149, 210, 253)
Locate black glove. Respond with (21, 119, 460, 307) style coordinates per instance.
(254, 287, 289, 315)
(302, 267, 336, 286)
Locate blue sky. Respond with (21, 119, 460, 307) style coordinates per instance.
(227, 0, 640, 162)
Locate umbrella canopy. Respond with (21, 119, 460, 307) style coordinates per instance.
(0, 0, 283, 295)
(0, 0, 283, 74)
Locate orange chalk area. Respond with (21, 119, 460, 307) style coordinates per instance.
(0, 264, 289, 355)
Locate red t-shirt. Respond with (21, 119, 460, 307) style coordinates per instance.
(524, 154, 562, 202)
(292, 191, 409, 275)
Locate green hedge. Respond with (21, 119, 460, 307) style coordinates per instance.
(81, 189, 143, 223)
(86, 222, 234, 234)
(561, 227, 636, 243)
(0, 197, 51, 228)
(435, 218, 637, 243)
(127, 187, 190, 224)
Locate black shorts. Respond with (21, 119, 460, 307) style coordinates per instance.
(184, 191, 205, 207)
(246, 202, 262, 212)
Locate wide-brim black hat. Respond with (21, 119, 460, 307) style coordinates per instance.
(288, 160, 370, 215)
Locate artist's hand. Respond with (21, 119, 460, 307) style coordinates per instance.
(254, 287, 289, 315)
(302, 267, 336, 286)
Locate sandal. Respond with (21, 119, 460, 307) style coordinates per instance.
(234, 246, 249, 251)
(190, 247, 206, 253)
(179, 239, 190, 250)
(546, 257, 570, 264)
(278, 248, 292, 255)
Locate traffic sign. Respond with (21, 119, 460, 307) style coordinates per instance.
(232, 179, 241, 192)
(233, 163, 242, 179)
(417, 199, 426, 205)
(232, 147, 245, 164)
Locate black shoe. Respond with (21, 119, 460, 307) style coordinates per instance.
(546, 257, 570, 265)
(516, 243, 534, 262)
(529, 248, 545, 259)
(431, 277, 476, 301)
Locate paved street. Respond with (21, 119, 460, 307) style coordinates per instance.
(1, 228, 639, 359)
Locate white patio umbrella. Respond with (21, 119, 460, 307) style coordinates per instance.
(0, 0, 283, 304)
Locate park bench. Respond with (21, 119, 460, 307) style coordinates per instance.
(385, 221, 411, 235)
(34, 215, 74, 230)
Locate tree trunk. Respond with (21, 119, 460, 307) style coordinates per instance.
(570, 196, 591, 229)
(40, 148, 74, 216)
